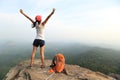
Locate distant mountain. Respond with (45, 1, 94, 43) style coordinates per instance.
(45, 42, 93, 54)
(0, 42, 120, 79)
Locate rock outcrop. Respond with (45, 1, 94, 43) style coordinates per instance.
(109, 73, 120, 80)
(4, 59, 115, 80)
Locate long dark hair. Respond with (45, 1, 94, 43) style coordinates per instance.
(32, 21, 41, 28)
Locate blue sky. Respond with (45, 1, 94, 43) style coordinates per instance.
(0, 0, 120, 48)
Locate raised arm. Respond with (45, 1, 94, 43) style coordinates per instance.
(20, 9, 34, 24)
(42, 8, 55, 26)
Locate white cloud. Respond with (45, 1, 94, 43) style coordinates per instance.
(0, 13, 35, 41)
(0, 0, 120, 48)
(44, 6, 120, 45)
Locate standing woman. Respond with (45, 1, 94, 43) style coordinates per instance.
(20, 8, 55, 68)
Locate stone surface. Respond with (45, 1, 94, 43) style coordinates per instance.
(3, 59, 115, 80)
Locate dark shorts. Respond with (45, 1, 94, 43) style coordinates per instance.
(33, 39, 45, 47)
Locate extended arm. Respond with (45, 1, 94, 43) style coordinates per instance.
(20, 9, 34, 24)
(42, 8, 55, 26)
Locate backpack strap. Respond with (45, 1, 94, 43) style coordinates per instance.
(50, 56, 57, 68)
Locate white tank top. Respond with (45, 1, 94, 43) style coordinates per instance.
(35, 22, 45, 40)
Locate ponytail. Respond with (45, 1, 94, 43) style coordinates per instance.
(32, 21, 41, 28)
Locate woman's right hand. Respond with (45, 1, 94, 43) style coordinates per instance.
(20, 9, 24, 14)
(52, 8, 55, 13)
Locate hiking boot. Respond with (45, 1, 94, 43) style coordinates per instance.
(40, 64, 45, 68)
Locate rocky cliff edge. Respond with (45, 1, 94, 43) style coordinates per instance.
(3, 59, 115, 80)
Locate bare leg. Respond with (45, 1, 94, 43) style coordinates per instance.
(40, 45, 45, 68)
(30, 46, 37, 66)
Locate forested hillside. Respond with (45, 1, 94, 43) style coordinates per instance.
(0, 42, 120, 79)
(65, 47, 120, 74)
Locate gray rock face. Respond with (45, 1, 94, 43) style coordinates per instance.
(109, 73, 120, 80)
(3, 59, 115, 80)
